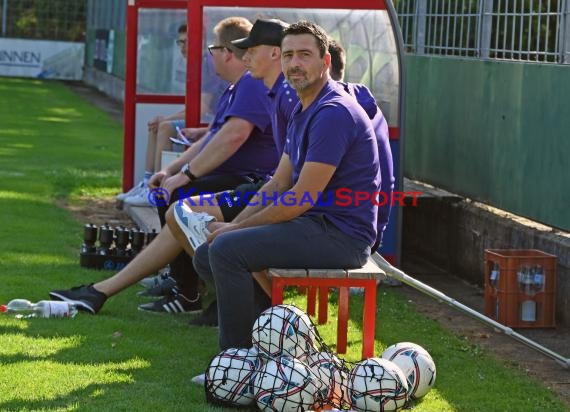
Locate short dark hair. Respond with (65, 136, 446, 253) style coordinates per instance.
(178, 24, 187, 34)
(328, 38, 346, 81)
(282, 20, 329, 57)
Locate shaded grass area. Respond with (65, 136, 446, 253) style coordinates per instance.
(0, 77, 566, 411)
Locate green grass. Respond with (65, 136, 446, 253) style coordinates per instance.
(0, 77, 567, 411)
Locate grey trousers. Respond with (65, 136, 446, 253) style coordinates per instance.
(193, 215, 371, 350)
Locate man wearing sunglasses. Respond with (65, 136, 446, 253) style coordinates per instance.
(49, 17, 278, 316)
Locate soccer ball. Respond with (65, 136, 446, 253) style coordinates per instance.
(302, 351, 349, 407)
(254, 355, 320, 411)
(387, 350, 436, 399)
(381, 341, 433, 363)
(205, 347, 260, 406)
(252, 304, 318, 359)
(348, 357, 409, 411)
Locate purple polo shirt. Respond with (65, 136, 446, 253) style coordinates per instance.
(337, 82, 394, 238)
(199, 71, 278, 177)
(284, 80, 380, 246)
(268, 73, 298, 157)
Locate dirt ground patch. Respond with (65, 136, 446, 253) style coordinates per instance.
(64, 198, 136, 229)
(400, 257, 570, 406)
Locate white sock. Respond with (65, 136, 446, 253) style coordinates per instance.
(143, 171, 153, 187)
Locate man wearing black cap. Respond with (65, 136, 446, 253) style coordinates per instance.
(166, 18, 299, 328)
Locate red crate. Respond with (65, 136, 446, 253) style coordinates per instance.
(484, 291, 556, 328)
(484, 249, 556, 294)
(484, 249, 556, 328)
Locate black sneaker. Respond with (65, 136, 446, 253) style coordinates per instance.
(137, 276, 177, 297)
(188, 300, 218, 326)
(138, 289, 201, 314)
(49, 284, 107, 314)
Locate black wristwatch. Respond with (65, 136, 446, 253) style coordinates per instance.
(180, 163, 197, 181)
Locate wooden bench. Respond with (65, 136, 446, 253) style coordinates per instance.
(268, 256, 386, 359)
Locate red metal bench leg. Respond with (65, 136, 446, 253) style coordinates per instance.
(318, 286, 328, 324)
(362, 280, 377, 359)
(272, 278, 285, 306)
(337, 286, 349, 354)
(307, 286, 317, 316)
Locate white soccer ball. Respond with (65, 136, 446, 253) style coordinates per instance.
(254, 355, 319, 411)
(252, 304, 318, 359)
(348, 357, 409, 411)
(381, 341, 433, 363)
(302, 351, 349, 407)
(205, 347, 259, 406)
(388, 349, 436, 399)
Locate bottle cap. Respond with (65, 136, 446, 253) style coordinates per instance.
(0, 305, 6, 313)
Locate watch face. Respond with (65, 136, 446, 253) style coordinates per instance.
(181, 163, 192, 180)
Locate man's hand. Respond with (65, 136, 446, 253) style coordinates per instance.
(207, 222, 240, 243)
(180, 127, 206, 143)
(148, 171, 168, 189)
(161, 173, 190, 198)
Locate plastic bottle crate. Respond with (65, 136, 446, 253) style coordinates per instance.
(484, 249, 556, 293)
(79, 253, 133, 271)
(484, 290, 556, 328)
(484, 249, 556, 328)
(79, 223, 157, 271)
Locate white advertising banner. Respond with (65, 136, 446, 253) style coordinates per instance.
(0, 38, 84, 80)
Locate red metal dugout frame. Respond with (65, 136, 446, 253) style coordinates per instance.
(124, 0, 405, 264)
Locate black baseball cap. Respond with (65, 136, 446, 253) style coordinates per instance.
(232, 19, 289, 49)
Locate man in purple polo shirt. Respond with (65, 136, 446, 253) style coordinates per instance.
(48, 17, 279, 315)
(139, 16, 278, 313)
(168, 19, 297, 231)
(165, 18, 298, 326)
(192, 20, 380, 351)
(328, 38, 394, 252)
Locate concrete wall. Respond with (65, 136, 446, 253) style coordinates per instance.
(83, 66, 124, 103)
(404, 56, 570, 232)
(403, 180, 570, 326)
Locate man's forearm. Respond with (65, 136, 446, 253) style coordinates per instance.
(189, 133, 247, 177)
(236, 194, 308, 228)
(164, 140, 203, 175)
(162, 108, 186, 122)
(233, 179, 283, 223)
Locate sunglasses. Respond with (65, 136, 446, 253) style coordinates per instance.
(207, 44, 226, 55)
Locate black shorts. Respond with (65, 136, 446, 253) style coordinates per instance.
(216, 178, 267, 222)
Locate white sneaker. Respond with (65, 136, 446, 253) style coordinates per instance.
(124, 187, 152, 207)
(116, 181, 145, 201)
(173, 203, 215, 251)
(191, 373, 205, 386)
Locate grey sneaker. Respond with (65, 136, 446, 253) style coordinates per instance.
(138, 268, 172, 288)
(138, 289, 201, 314)
(173, 202, 215, 251)
(49, 284, 107, 314)
(137, 276, 177, 297)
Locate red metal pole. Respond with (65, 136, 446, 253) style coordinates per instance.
(187, 1, 203, 126)
(122, 1, 138, 192)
